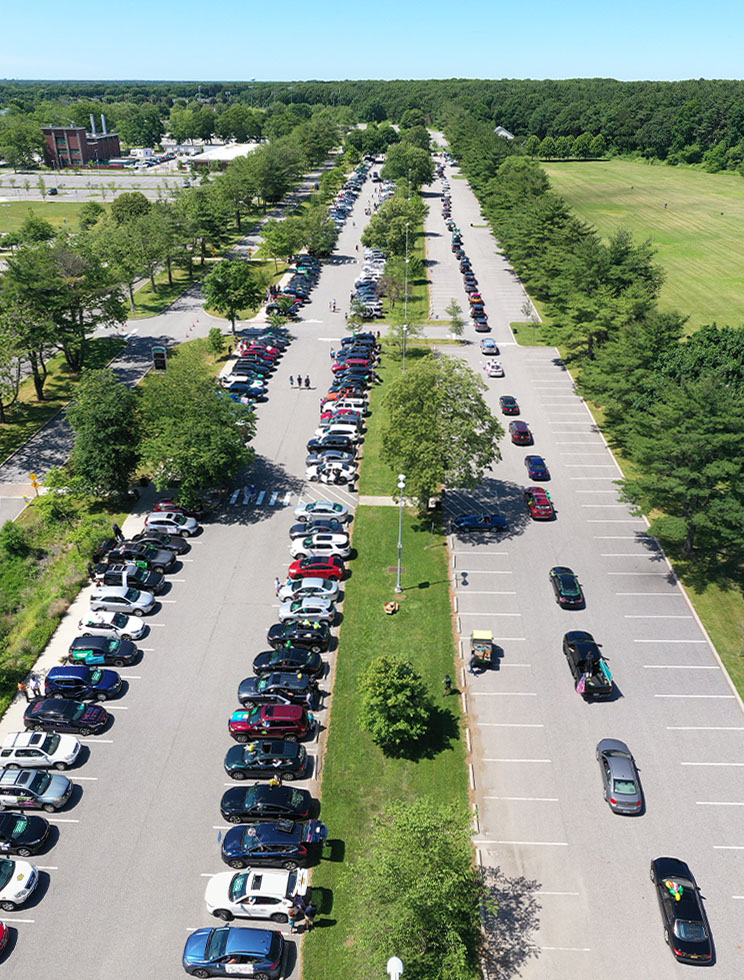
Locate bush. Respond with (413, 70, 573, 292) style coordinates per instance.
(358, 655, 434, 755)
(0, 522, 30, 558)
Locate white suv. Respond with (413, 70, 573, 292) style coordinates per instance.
(0, 732, 80, 770)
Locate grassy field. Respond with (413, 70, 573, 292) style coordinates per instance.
(542, 160, 744, 333)
(0, 336, 126, 463)
(0, 199, 106, 234)
(302, 504, 468, 980)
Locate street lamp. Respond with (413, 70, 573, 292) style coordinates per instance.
(387, 957, 404, 980)
(395, 473, 406, 594)
(402, 221, 410, 373)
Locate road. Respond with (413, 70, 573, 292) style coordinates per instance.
(430, 155, 744, 979)
(0, 168, 375, 979)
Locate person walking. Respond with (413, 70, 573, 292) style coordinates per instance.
(288, 904, 302, 934)
(29, 674, 42, 699)
(17, 681, 30, 702)
(305, 376, 311, 389)
(112, 522, 124, 542)
(468, 654, 480, 675)
(87, 562, 95, 580)
(274, 577, 282, 597)
(443, 674, 453, 696)
(302, 898, 318, 932)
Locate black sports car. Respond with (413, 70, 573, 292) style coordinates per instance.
(237, 672, 317, 708)
(452, 513, 508, 533)
(252, 649, 323, 678)
(0, 812, 50, 856)
(221, 819, 327, 870)
(266, 622, 331, 654)
(220, 784, 314, 825)
(23, 698, 108, 736)
(650, 857, 713, 964)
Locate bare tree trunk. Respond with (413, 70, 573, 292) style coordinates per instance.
(166, 255, 173, 287)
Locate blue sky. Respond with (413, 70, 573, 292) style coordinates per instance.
(3, 0, 743, 81)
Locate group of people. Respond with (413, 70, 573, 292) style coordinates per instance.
(289, 376, 312, 389)
(17, 674, 42, 701)
(288, 892, 318, 934)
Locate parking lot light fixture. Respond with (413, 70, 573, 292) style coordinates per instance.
(387, 957, 404, 980)
(395, 474, 406, 593)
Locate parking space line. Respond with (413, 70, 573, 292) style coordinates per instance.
(450, 552, 509, 557)
(682, 762, 744, 767)
(269, 491, 278, 505)
(79, 738, 113, 743)
(584, 508, 629, 511)
(474, 839, 568, 846)
(456, 591, 517, 595)
(566, 464, 616, 468)
(485, 795, 558, 802)
(106, 705, 129, 710)
(541, 946, 591, 952)
(180, 558, 195, 562)
(616, 590, 679, 594)
(35, 865, 57, 870)
(256, 491, 265, 505)
(483, 757, 551, 763)
(45, 817, 79, 823)
(644, 664, 718, 669)
(577, 490, 618, 493)
(212, 825, 230, 831)
(697, 801, 744, 806)
(636, 638, 707, 643)
(668, 726, 744, 731)
(612, 571, 672, 575)
(459, 611, 521, 616)
(75, 776, 99, 780)
(479, 722, 543, 727)
(560, 452, 609, 455)
(472, 692, 537, 697)
(537, 891, 580, 896)
(139, 648, 155, 652)
(656, 693, 735, 698)
(571, 477, 618, 480)
(160, 599, 177, 603)
(625, 614, 692, 619)
(589, 519, 644, 523)
(1, 917, 35, 923)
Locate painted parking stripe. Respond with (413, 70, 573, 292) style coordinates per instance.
(682, 762, 744, 767)
(625, 614, 692, 619)
(537, 891, 580, 896)
(668, 726, 744, 731)
(541, 946, 591, 952)
(270, 491, 279, 505)
(697, 801, 744, 806)
(644, 664, 718, 669)
(479, 722, 543, 727)
(635, 638, 707, 643)
(45, 817, 80, 823)
(474, 839, 568, 846)
(256, 491, 265, 505)
(79, 738, 113, 743)
(655, 694, 735, 699)
(472, 692, 537, 697)
(1, 917, 35, 923)
(230, 489, 240, 505)
(485, 795, 558, 802)
(283, 491, 292, 505)
(483, 757, 551, 762)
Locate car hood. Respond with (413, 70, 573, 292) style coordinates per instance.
(204, 871, 233, 907)
(183, 928, 210, 963)
(44, 772, 72, 800)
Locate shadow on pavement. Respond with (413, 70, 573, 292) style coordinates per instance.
(481, 866, 541, 979)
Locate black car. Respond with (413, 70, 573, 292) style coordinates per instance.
(253, 648, 323, 678)
(92, 562, 165, 595)
(306, 435, 355, 454)
(562, 631, 613, 699)
(23, 698, 108, 736)
(220, 784, 314, 825)
(0, 812, 50, 856)
(305, 450, 355, 468)
(288, 519, 345, 540)
(91, 537, 119, 562)
(223, 740, 308, 781)
(237, 672, 316, 708)
(452, 513, 508, 533)
(44, 665, 122, 702)
(266, 622, 331, 654)
(650, 858, 713, 964)
(549, 566, 584, 608)
(67, 635, 138, 667)
(498, 395, 520, 415)
(131, 529, 190, 555)
(221, 819, 327, 870)
(106, 542, 175, 574)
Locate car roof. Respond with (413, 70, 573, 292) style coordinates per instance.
(48, 666, 91, 680)
(224, 926, 275, 956)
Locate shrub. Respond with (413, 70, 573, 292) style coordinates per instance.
(358, 655, 434, 755)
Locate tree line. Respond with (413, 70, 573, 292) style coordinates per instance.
(447, 114, 744, 565)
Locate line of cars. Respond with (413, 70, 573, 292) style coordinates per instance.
(440, 154, 715, 966)
(265, 255, 322, 321)
(221, 327, 294, 404)
(328, 159, 373, 232)
(0, 502, 198, 948)
(349, 246, 390, 320)
(441, 177, 489, 333)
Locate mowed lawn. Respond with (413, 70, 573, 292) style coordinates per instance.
(0, 199, 106, 234)
(303, 504, 467, 980)
(543, 160, 744, 332)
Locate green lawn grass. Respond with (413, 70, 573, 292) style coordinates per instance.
(379, 218, 430, 325)
(302, 504, 468, 980)
(0, 336, 126, 463)
(0, 200, 107, 234)
(542, 160, 744, 332)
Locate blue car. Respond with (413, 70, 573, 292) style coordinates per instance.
(44, 665, 122, 702)
(524, 455, 550, 480)
(183, 925, 284, 978)
(452, 513, 508, 533)
(221, 819, 328, 869)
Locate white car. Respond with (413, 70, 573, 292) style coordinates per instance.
(0, 732, 80, 771)
(485, 361, 505, 378)
(205, 868, 308, 923)
(0, 859, 39, 911)
(294, 501, 350, 523)
(290, 534, 351, 560)
(322, 399, 367, 416)
(143, 512, 200, 537)
(277, 577, 340, 602)
(89, 586, 156, 616)
(77, 610, 147, 641)
(278, 596, 336, 624)
(306, 462, 357, 485)
(313, 423, 360, 442)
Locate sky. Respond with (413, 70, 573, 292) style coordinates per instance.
(3, 0, 744, 82)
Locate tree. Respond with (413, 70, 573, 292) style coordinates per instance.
(358, 656, 434, 755)
(347, 798, 487, 980)
(523, 134, 540, 157)
(66, 368, 139, 497)
(17, 213, 55, 243)
(590, 133, 607, 157)
(298, 207, 337, 257)
(259, 218, 303, 269)
(382, 355, 504, 510)
(620, 373, 744, 557)
(110, 191, 151, 225)
(382, 142, 434, 188)
(78, 201, 106, 230)
(206, 327, 226, 359)
(138, 345, 254, 505)
(0, 116, 45, 170)
(202, 259, 263, 333)
(1, 251, 60, 398)
(445, 298, 465, 338)
(573, 132, 594, 158)
(0, 318, 22, 424)
(218, 155, 258, 231)
(538, 135, 556, 159)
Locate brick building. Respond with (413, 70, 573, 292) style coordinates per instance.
(42, 122, 121, 169)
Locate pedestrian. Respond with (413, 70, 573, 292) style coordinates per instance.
(288, 904, 302, 934)
(302, 899, 318, 931)
(329, 300, 333, 311)
(268, 773, 282, 788)
(87, 562, 95, 580)
(274, 577, 282, 597)
(112, 522, 123, 542)
(289, 375, 295, 388)
(443, 674, 453, 696)
(468, 654, 480, 675)
(332, 300, 337, 312)
(330, 348, 335, 359)
(227, 345, 233, 357)
(355, 243, 359, 251)
(305, 375, 310, 389)
(30, 674, 42, 699)
(17, 681, 29, 702)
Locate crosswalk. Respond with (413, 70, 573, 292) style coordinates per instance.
(226, 482, 357, 510)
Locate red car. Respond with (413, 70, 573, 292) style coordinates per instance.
(245, 345, 279, 361)
(509, 421, 533, 445)
(152, 499, 204, 519)
(288, 556, 345, 581)
(0, 921, 7, 954)
(228, 704, 311, 743)
(331, 359, 372, 373)
(524, 486, 555, 520)
(319, 409, 363, 424)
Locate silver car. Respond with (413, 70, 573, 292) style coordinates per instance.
(596, 738, 643, 814)
(144, 512, 200, 536)
(278, 597, 336, 624)
(293, 501, 351, 524)
(89, 586, 156, 616)
(277, 577, 340, 603)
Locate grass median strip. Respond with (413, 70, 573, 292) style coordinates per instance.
(303, 504, 467, 979)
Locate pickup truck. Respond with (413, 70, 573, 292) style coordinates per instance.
(93, 561, 165, 595)
(562, 631, 614, 699)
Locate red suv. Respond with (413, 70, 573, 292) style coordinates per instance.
(228, 705, 311, 743)
(524, 486, 555, 520)
(509, 421, 533, 445)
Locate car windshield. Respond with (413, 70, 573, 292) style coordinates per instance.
(124, 588, 140, 602)
(675, 919, 707, 942)
(206, 927, 229, 960)
(90, 669, 103, 684)
(561, 576, 580, 595)
(613, 779, 637, 795)
(229, 872, 251, 902)
(112, 613, 129, 628)
(0, 860, 15, 890)
(257, 679, 269, 692)
(290, 790, 304, 806)
(10, 816, 28, 837)
(172, 514, 187, 525)
(106, 639, 120, 652)
(42, 735, 60, 754)
(29, 772, 50, 795)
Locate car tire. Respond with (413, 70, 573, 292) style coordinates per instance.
(282, 772, 295, 781)
(53, 762, 67, 771)
(78, 727, 91, 737)
(113, 659, 125, 667)
(133, 609, 145, 617)
(193, 970, 211, 979)
(649, 867, 656, 883)
(16, 847, 32, 857)
(43, 804, 56, 813)
(226, 814, 242, 824)
(83, 632, 93, 638)
(214, 909, 233, 922)
(282, 860, 299, 870)
(294, 552, 306, 559)
(228, 858, 247, 870)
(32, 724, 44, 733)
(270, 912, 289, 923)
(664, 928, 670, 946)
(254, 973, 270, 980)
(311, 644, 322, 654)
(154, 566, 165, 574)
(96, 693, 108, 702)
(233, 734, 248, 744)
(6, 763, 19, 770)
(0, 901, 17, 912)
(51, 693, 64, 699)
(231, 770, 247, 780)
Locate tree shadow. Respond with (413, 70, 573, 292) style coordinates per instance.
(444, 477, 532, 543)
(480, 866, 542, 979)
(382, 704, 460, 762)
(210, 456, 306, 528)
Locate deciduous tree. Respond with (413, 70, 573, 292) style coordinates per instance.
(202, 259, 263, 333)
(358, 656, 433, 755)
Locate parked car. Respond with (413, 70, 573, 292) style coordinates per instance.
(0, 813, 50, 856)
(0, 731, 80, 771)
(266, 621, 332, 654)
(550, 567, 584, 609)
(89, 585, 155, 617)
(221, 819, 327, 870)
(649, 858, 713, 964)
(92, 561, 165, 595)
(182, 926, 285, 979)
(253, 648, 323, 678)
(68, 635, 138, 667)
(290, 534, 350, 560)
(106, 542, 175, 574)
(305, 461, 357, 485)
(220, 784, 314, 825)
(277, 577, 340, 603)
(509, 421, 532, 445)
(277, 597, 336, 624)
(227, 706, 312, 744)
(77, 611, 146, 641)
(224, 739, 308, 779)
(24, 696, 108, 736)
(484, 360, 503, 377)
(44, 665, 122, 702)
(0, 858, 39, 911)
(524, 487, 554, 519)
(452, 513, 508, 533)
(204, 867, 308, 922)
(143, 511, 200, 537)
(237, 673, 316, 709)
(596, 739, 643, 813)
(0, 768, 73, 812)
(499, 395, 519, 415)
(287, 557, 345, 581)
(524, 455, 550, 480)
(131, 529, 190, 555)
(288, 520, 345, 540)
(480, 339, 500, 355)
(563, 631, 612, 696)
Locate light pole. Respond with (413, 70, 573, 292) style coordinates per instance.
(395, 473, 406, 594)
(402, 220, 410, 373)
(387, 957, 404, 980)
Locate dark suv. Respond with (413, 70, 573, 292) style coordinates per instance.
(44, 665, 122, 702)
(93, 562, 165, 595)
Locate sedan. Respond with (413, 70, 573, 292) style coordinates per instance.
(288, 520, 345, 540)
(24, 698, 108, 736)
(237, 673, 316, 708)
(0, 813, 50, 857)
(277, 577, 339, 603)
(650, 858, 713, 964)
(277, 597, 336, 624)
(508, 421, 532, 445)
(221, 819, 327, 870)
(252, 648, 323, 678)
(305, 450, 355, 469)
(524, 487, 554, 520)
(549, 566, 584, 609)
(220, 784, 314, 825)
(452, 513, 508, 533)
(524, 455, 550, 480)
(306, 435, 356, 455)
(68, 635, 138, 667)
(89, 586, 155, 616)
(484, 361, 504, 377)
(596, 739, 643, 814)
(131, 529, 190, 555)
(266, 621, 332, 654)
(224, 739, 308, 778)
(143, 511, 200, 536)
(480, 339, 499, 355)
(204, 868, 307, 923)
(287, 556, 345, 581)
(498, 395, 519, 415)
(183, 926, 285, 980)
(107, 542, 175, 574)
(77, 611, 146, 641)
(44, 665, 122, 702)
